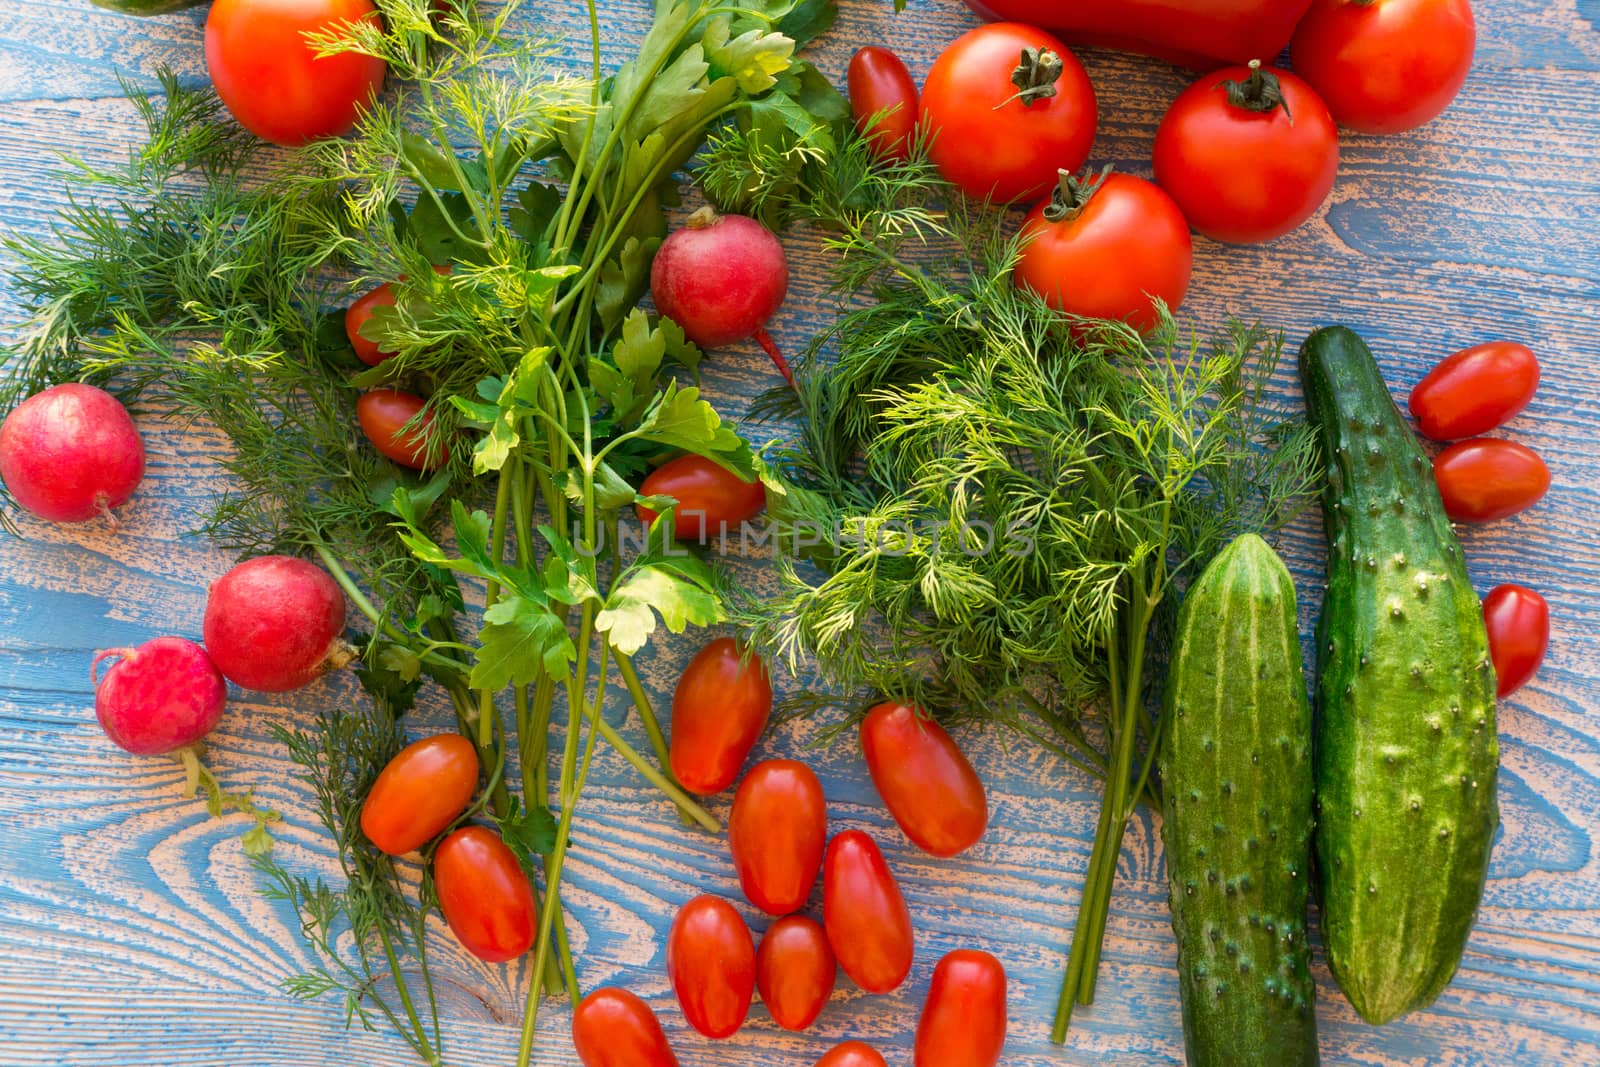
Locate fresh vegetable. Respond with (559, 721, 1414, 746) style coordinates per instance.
(1014, 169, 1192, 333)
(1290, 0, 1476, 134)
(204, 0, 387, 147)
(202, 555, 351, 692)
(1300, 324, 1498, 1024)
(822, 830, 914, 994)
(1433, 438, 1550, 523)
(571, 987, 680, 1067)
(666, 894, 757, 1040)
(860, 702, 987, 857)
(755, 914, 837, 1031)
(670, 638, 773, 795)
(1409, 342, 1539, 441)
(914, 949, 1008, 1067)
(433, 825, 537, 963)
(815, 1043, 889, 1067)
(359, 733, 480, 855)
(636, 453, 767, 541)
(91, 0, 207, 14)
(0, 383, 144, 524)
(91, 637, 227, 756)
(1159, 533, 1318, 1067)
(1483, 584, 1549, 698)
(919, 23, 1097, 204)
(356, 388, 448, 472)
(729, 759, 828, 916)
(651, 207, 793, 386)
(1153, 61, 1339, 244)
(848, 47, 919, 162)
(346, 283, 401, 366)
(960, 0, 1316, 68)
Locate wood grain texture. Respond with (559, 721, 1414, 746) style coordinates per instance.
(2, 1, 1598, 1065)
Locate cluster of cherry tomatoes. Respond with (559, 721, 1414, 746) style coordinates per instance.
(1408, 341, 1552, 698)
(848, 0, 1477, 333)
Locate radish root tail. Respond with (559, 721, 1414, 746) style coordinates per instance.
(754, 328, 796, 390)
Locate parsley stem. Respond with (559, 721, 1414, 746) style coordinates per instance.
(614, 648, 695, 827)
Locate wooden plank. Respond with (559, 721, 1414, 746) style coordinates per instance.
(2, 1, 1599, 1065)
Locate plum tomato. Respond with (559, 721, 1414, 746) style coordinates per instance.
(1483, 583, 1550, 699)
(345, 267, 452, 367)
(1432, 437, 1550, 523)
(666, 895, 756, 1040)
(849, 47, 920, 162)
(814, 1043, 889, 1067)
(571, 987, 679, 1067)
(636, 453, 767, 542)
(357, 388, 448, 471)
(670, 638, 773, 795)
(822, 830, 914, 994)
(729, 759, 828, 915)
(920, 23, 1097, 204)
(360, 733, 480, 855)
(1409, 341, 1539, 441)
(432, 825, 536, 963)
(860, 702, 987, 857)
(914, 949, 1008, 1067)
(755, 914, 837, 1031)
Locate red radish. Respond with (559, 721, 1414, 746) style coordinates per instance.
(203, 555, 353, 692)
(91, 637, 228, 755)
(0, 383, 145, 524)
(650, 207, 794, 387)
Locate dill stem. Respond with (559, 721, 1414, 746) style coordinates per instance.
(378, 921, 442, 1067)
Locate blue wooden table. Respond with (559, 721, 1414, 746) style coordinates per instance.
(2, 1, 1598, 1064)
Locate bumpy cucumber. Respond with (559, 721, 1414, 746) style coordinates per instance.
(1299, 325, 1498, 1024)
(1161, 533, 1318, 1067)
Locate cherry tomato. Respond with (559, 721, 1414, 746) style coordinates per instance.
(1014, 170, 1192, 333)
(571, 987, 680, 1067)
(205, 0, 387, 147)
(920, 23, 1097, 204)
(729, 759, 828, 915)
(1290, 0, 1476, 135)
(849, 47, 920, 163)
(1433, 438, 1550, 523)
(1409, 341, 1539, 441)
(432, 825, 536, 963)
(670, 638, 773, 795)
(914, 949, 1008, 1067)
(360, 733, 480, 855)
(357, 388, 448, 471)
(815, 1043, 889, 1067)
(666, 895, 756, 1040)
(860, 702, 988, 858)
(345, 267, 452, 367)
(755, 914, 837, 1031)
(822, 830, 914, 994)
(1153, 61, 1339, 244)
(1483, 584, 1550, 699)
(636, 453, 766, 541)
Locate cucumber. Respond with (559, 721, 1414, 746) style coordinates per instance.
(1299, 325, 1498, 1024)
(1161, 533, 1318, 1067)
(90, 0, 206, 15)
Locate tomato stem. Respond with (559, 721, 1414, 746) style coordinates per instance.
(1221, 59, 1291, 118)
(1042, 164, 1114, 224)
(993, 46, 1063, 109)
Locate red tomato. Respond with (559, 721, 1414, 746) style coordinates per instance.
(1409, 341, 1539, 441)
(1483, 584, 1550, 699)
(729, 759, 828, 915)
(1433, 438, 1550, 523)
(920, 23, 1097, 204)
(822, 830, 914, 994)
(357, 389, 447, 471)
(670, 638, 773, 795)
(1290, 0, 1476, 135)
(636, 454, 766, 541)
(432, 826, 536, 963)
(815, 1043, 889, 1067)
(345, 268, 452, 366)
(1014, 170, 1192, 332)
(860, 702, 987, 857)
(849, 48, 920, 163)
(205, 0, 387, 147)
(571, 987, 679, 1067)
(914, 949, 1008, 1067)
(360, 733, 480, 855)
(755, 914, 837, 1031)
(1153, 61, 1339, 244)
(666, 895, 756, 1039)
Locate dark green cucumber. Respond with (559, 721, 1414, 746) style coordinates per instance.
(90, 0, 206, 15)
(1161, 533, 1318, 1067)
(1299, 326, 1498, 1024)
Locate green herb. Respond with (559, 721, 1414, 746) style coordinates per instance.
(710, 128, 1321, 1039)
(2, 2, 843, 1064)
